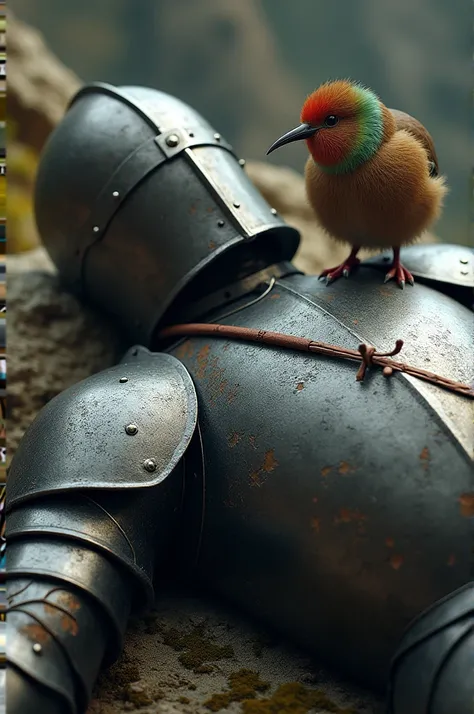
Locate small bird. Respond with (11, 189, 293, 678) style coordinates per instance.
(267, 80, 447, 288)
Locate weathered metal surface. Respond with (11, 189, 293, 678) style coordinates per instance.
(364, 243, 474, 308)
(35, 83, 299, 345)
(6, 347, 195, 714)
(8, 349, 197, 501)
(169, 269, 474, 689)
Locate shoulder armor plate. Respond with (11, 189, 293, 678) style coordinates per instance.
(363, 244, 474, 308)
(7, 348, 198, 510)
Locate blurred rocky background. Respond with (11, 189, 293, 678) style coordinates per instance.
(8, 0, 473, 251)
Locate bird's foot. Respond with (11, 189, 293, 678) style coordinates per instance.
(319, 255, 361, 285)
(384, 261, 414, 289)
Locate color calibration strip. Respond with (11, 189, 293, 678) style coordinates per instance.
(0, 5, 6, 707)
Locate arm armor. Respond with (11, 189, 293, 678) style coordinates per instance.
(6, 346, 198, 714)
(388, 582, 474, 714)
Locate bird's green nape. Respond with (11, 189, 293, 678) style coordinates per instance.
(322, 83, 384, 175)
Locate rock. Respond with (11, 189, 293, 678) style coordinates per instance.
(84, 594, 381, 714)
(7, 253, 124, 455)
(7, 8, 82, 152)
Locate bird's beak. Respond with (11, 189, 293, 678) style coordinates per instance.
(266, 123, 319, 155)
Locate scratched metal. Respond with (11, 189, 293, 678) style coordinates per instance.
(387, 581, 474, 713)
(7, 349, 197, 500)
(6, 348, 191, 713)
(36, 83, 299, 346)
(169, 274, 474, 690)
(288, 268, 474, 459)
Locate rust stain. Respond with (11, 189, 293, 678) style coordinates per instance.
(385, 537, 395, 548)
(175, 341, 195, 360)
(250, 449, 279, 486)
(206, 356, 229, 406)
(189, 203, 197, 214)
(389, 554, 404, 570)
(353, 319, 359, 325)
(378, 287, 394, 298)
(419, 447, 430, 470)
(447, 554, 456, 567)
(263, 450, 279, 472)
(227, 386, 239, 404)
(296, 382, 305, 391)
(196, 345, 210, 380)
(44, 603, 79, 636)
(270, 293, 281, 300)
(249, 435, 257, 450)
(56, 592, 81, 613)
(206, 206, 215, 213)
(21, 623, 50, 645)
(228, 432, 242, 448)
(208, 240, 217, 250)
(459, 493, 474, 518)
(310, 517, 320, 533)
(334, 508, 366, 525)
(337, 461, 355, 476)
(321, 466, 332, 478)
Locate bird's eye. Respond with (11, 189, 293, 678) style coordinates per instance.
(324, 115, 339, 127)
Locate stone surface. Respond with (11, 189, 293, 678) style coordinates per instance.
(7, 8, 82, 152)
(7, 251, 124, 455)
(85, 593, 382, 714)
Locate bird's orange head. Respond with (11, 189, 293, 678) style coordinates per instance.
(267, 80, 388, 175)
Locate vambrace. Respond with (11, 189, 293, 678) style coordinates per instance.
(6, 347, 198, 714)
(388, 582, 474, 714)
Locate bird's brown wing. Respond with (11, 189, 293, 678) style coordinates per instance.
(389, 108, 439, 177)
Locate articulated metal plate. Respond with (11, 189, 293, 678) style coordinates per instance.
(35, 82, 299, 345)
(7, 350, 197, 509)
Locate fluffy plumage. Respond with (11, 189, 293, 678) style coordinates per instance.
(269, 79, 447, 287)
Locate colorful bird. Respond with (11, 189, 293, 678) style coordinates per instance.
(267, 80, 447, 288)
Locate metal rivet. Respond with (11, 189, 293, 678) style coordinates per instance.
(119, 377, 128, 383)
(461, 270, 469, 275)
(460, 258, 469, 265)
(233, 202, 240, 209)
(239, 159, 246, 167)
(143, 458, 157, 473)
(125, 424, 138, 435)
(33, 643, 42, 655)
(92, 226, 100, 233)
(166, 134, 180, 147)
(188, 131, 195, 137)
(112, 191, 120, 198)
(214, 133, 221, 141)
(270, 208, 277, 215)
(217, 220, 225, 227)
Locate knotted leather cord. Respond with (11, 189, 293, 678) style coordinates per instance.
(159, 323, 474, 400)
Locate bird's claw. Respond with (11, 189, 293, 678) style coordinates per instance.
(319, 256, 360, 286)
(384, 262, 415, 289)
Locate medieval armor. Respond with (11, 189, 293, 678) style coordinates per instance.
(7, 82, 474, 714)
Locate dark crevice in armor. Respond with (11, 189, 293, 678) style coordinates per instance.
(155, 232, 300, 339)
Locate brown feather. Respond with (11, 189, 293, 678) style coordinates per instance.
(389, 108, 439, 175)
(304, 129, 447, 250)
